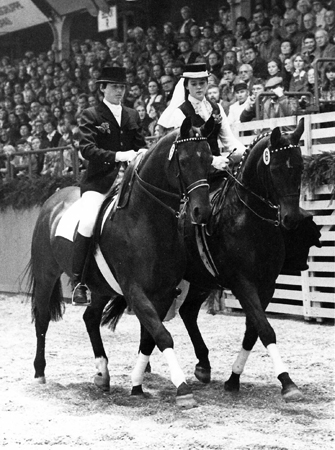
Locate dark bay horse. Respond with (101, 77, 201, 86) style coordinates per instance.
(178, 119, 309, 401)
(125, 119, 312, 403)
(28, 118, 212, 408)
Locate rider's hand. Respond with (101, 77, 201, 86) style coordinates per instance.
(115, 150, 138, 162)
(211, 154, 229, 171)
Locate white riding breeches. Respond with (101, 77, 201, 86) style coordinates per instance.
(77, 191, 106, 237)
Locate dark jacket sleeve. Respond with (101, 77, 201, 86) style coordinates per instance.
(125, 107, 147, 151)
(79, 108, 118, 166)
(240, 105, 256, 122)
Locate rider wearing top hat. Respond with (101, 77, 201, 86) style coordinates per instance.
(72, 66, 146, 306)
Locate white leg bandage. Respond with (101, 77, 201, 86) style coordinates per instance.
(267, 343, 288, 377)
(131, 352, 150, 386)
(95, 357, 108, 376)
(232, 348, 251, 374)
(163, 348, 186, 388)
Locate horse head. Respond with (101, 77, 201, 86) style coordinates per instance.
(267, 119, 304, 230)
(169, 117, 212, 224)
(240, 118, 304, 230)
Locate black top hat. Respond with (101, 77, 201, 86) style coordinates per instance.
(95, 66, 127, 84)
(183, 63, 208, 77)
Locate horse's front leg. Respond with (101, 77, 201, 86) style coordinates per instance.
(128, 284, 196, 409)
(83, 293, 111, 391)
(179, 284, 212, 383)
(228, 278, 303, 402)
(224, 315, 255, 392)
(131, 324, 155, 397)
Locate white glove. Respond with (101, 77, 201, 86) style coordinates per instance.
(115, 150, 138, 162)
(211, 154, 229, 171)
(137, 148, 148, 155)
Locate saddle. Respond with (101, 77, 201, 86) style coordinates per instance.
(116, 152, 144, 210)
(96, 152, 145, 229)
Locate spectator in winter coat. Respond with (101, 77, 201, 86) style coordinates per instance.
(219, 63, 238, 115)
(258, 26, 281, 62)
(227, 82, 249, 126)
(243, 43, 268, 80)
(240, 78, 266, 122)
(262, 76, 296, 121)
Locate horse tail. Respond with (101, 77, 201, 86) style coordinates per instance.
(26, 259, 65, 323)
(47, 278, 65, 322)
(101, 295, 127, 331)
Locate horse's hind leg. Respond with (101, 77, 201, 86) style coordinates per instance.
(83, 293, 111, 391)
(179, 284, 212, 383)
(32, 277, 63, 383)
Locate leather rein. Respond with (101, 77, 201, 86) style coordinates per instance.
(135, 136, 210, 218)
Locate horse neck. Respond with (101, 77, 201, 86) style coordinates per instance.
(139, 134, 178, 195)
(237, 142, 270, 200)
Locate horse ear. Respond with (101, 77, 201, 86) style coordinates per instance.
(270, 127, 281, 148)
(180, 117, 192, 139)
(291, 118, 304, 144)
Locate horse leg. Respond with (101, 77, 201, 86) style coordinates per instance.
(32, 277, 63, 383)
(179, 284, 212, 383)
(129, 286, 196, 408)
(224, 316, 255, 392)
(230, 278, 303, 401)
(83, 293, 111, 391)
(131, 325, 155, 397)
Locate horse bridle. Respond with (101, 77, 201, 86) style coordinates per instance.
(135, 136, 210, 218)
(227, 141, 301, 227)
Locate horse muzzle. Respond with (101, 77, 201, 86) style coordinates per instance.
(186, 179, 211, 225)
(279, 195, 301, 230)
(190, 202, 212, 225)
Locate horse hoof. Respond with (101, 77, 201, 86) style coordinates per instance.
(94, 373, 110, 392)
(194, 365, 211, 383)
(131, 385, 144, 396)
(282, 385, 303, 402)
(176, 382, 197, 409)
(224, 372, 240, 392)
(176, 393, 197, 409)
(34, 376, 46, 384)
(224, 380, 240, 392)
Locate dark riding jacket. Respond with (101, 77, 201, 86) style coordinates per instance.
(79, 102, 146, 194)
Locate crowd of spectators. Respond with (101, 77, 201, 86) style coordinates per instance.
(1, 0, 335, 179)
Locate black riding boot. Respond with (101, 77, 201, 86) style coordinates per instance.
(72, 233, 92, 306)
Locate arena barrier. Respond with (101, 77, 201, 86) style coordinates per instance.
(0, 113, 334, 320)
